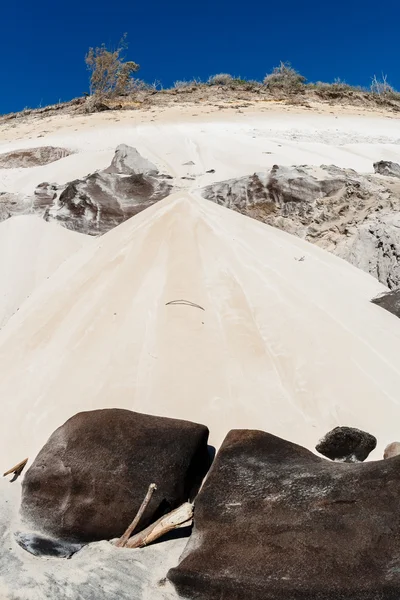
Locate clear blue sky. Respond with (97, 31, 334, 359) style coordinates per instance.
(1, 0, 399, 114)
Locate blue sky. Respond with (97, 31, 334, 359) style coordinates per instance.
(1, 0, 399, 114)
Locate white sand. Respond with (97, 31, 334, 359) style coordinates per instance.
(0, 216, 89, 328)
(0, 191, 399, 471)
(1, 105, 400, 599)
(1, 105, 400, 195)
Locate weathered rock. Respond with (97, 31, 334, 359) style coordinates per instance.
(374, 160, 400, 178)
(201, 164, 400, 288)
(371, 288, 400, 319)
(44, 170, 173, 235)
(21, 409, 210, 543)
(104, 143, 159, 175)
(384, 442, 400, 459)
(18, 145, 174, 235)
(168, 429, 400, 600)
(0, 146, 71, 168)
(315, 426, 377, 462)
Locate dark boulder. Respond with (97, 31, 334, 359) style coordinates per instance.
(371, 289, 400, 319)
(315, 426, 377, 462)
(21, 409, 210, 543)
(373, 160, 400, 178)
(168, 429, 400, 600)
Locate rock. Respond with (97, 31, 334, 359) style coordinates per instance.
(315, 426, 377, 462)
(104, 144, 159, 175)
(374, 160, 400, 178)
(21, 409, 210, 544)
(336, 213, 400, 290)
(22, 145, 174, 235)
(168, 429, 400, 600)
(0, 146, 71, 168)
(371, 288, 400, 319)
(384, 442, 400, 459)
(201, 164, 400, 288)
(46, 170, 173, 235)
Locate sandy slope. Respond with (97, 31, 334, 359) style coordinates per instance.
(0, 104, 400, 196)
(0, 192, 399, 473)
(0, 216, 89, 328)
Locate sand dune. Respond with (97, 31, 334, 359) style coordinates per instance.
(0, 192, 400, 470)
(0, 215, 89, 328)
(1, 107, 400, 196)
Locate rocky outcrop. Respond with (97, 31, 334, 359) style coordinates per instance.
(374, 160, 400, 178)
(20, 409, 210, 544)
(201, 164, 400, 288)
(24, 145, 174, 235)
(371, 288, 400, 318)
(0, 146, 71, 168)
(169, 429, 400, 600)
(43, 170, 173, 235)
(315, 426, 377, 462)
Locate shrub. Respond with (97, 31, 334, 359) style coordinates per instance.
(371, 74, 395, 95)
(208, 73, 234, 86)
(85, 34, 140, 98)
(263, 62, 306, 92)
(173, 78, 202, 89)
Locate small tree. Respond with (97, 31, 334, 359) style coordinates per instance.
(371, 74, 395, 95)
(85, 34, 140, 98)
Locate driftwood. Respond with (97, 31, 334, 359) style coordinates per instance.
(115, 483, 157, 548)
(3, 458, 28, 482)
(125, 502, 193, 549)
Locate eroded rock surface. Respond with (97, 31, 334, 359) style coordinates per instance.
(315, 426, 377, 462)
(168, 429, 400, 600)
(201, 164, 400, 288)
(0, 146, 71, 168)
(21, 409, 210, 543)
(374, 160, 400, 178)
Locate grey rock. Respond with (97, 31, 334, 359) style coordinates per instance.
(373, 160, 400, 178)
(104, 144, 158, 175)
(201, 164, 400, 288)
(371, 288, 400, 319)
(315, 426, 377, 462)
(45, 169, 173, 235)
(0, 146, 71, 168)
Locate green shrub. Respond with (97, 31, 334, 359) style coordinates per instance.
(263, 62, 306, 92)
(85, 34, 140, 98)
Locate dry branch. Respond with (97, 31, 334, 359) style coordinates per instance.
(115, 483, 157, 548)
(125, 502, 193, 549)
(3, 458, 28, 481)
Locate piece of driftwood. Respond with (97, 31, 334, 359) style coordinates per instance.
(115, 483, 157, 548)
(3, 458, 28, 482)
(125, 502, 193, 549)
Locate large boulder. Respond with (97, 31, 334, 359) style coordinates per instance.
(21, 409, 210, 543)
(374, 160, 400, 178)
(371, 288, 400, 319)
(315, 426, 377, 462)
(168, 429, 400, 600)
